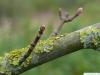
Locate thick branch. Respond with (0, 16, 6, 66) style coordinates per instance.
(0, 23, 100, 75)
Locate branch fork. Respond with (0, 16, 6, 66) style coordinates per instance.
(59, 7, 83, 22)
(0, 7, 84, 75)
(51, 7, 83, 36)
(19, 7, 83, 66)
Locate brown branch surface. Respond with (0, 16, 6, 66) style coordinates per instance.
(0, 23, 100, 75)
(19, 25, 45, 65)
(51, 7, 83, 36)
(0, 8, 100, 75)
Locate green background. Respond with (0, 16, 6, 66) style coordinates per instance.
(0, 0, 100, 75)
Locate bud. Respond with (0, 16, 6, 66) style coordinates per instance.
(40, 25, 45, 32)
(76, 7, 83, 16)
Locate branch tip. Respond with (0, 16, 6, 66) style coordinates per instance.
(51, 7, 83, 36)
(58, 8, 69, 20)
(19, 25, 45, 65)
(76, 7, 83, 16)
(40, 25, 45, 32)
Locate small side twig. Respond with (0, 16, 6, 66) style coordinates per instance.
(51, 7, 83, 36)
(19, 25, 45, 65)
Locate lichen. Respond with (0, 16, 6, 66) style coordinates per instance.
(34, 35, 62, 53)
(0, 34, 65, 74)
(0, 47, 33, 75)
(6, 47, 32, 66)
(80, 26, 100, 50)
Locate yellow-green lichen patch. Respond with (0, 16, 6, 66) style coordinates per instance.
(34, 35, 66, 53)
(7, 47, 28, 66)
(0, 34, 66, 74)
(0, 47, 32, 67)
(34, 37, 57, 53)
(0, 47, 33, 74)
(0, 53, 12, 75)
(21, 55, 32, 67)
(80, 26, 100, 50)
(34, 35, 65, 54)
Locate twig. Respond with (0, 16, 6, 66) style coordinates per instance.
(19, 25, 45, 65)
(51, 7, 83, 36)
(5, 23, 100, 75)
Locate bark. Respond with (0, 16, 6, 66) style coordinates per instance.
(0, 23, 100, 75)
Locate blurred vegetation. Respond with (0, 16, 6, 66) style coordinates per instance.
(0, 0, 100, 75)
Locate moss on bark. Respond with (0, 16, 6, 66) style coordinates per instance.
(0, 23, 100, 75)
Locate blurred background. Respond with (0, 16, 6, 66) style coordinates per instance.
(0, 0, 100, 75)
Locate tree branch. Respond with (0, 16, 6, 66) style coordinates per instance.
(51, 7, 83, 36)
(0, 23, 100, 75)
(19, 25, 45, 65)
(0, 8, 100, 75)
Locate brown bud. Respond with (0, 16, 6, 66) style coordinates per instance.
(76, 7, 83, 16)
